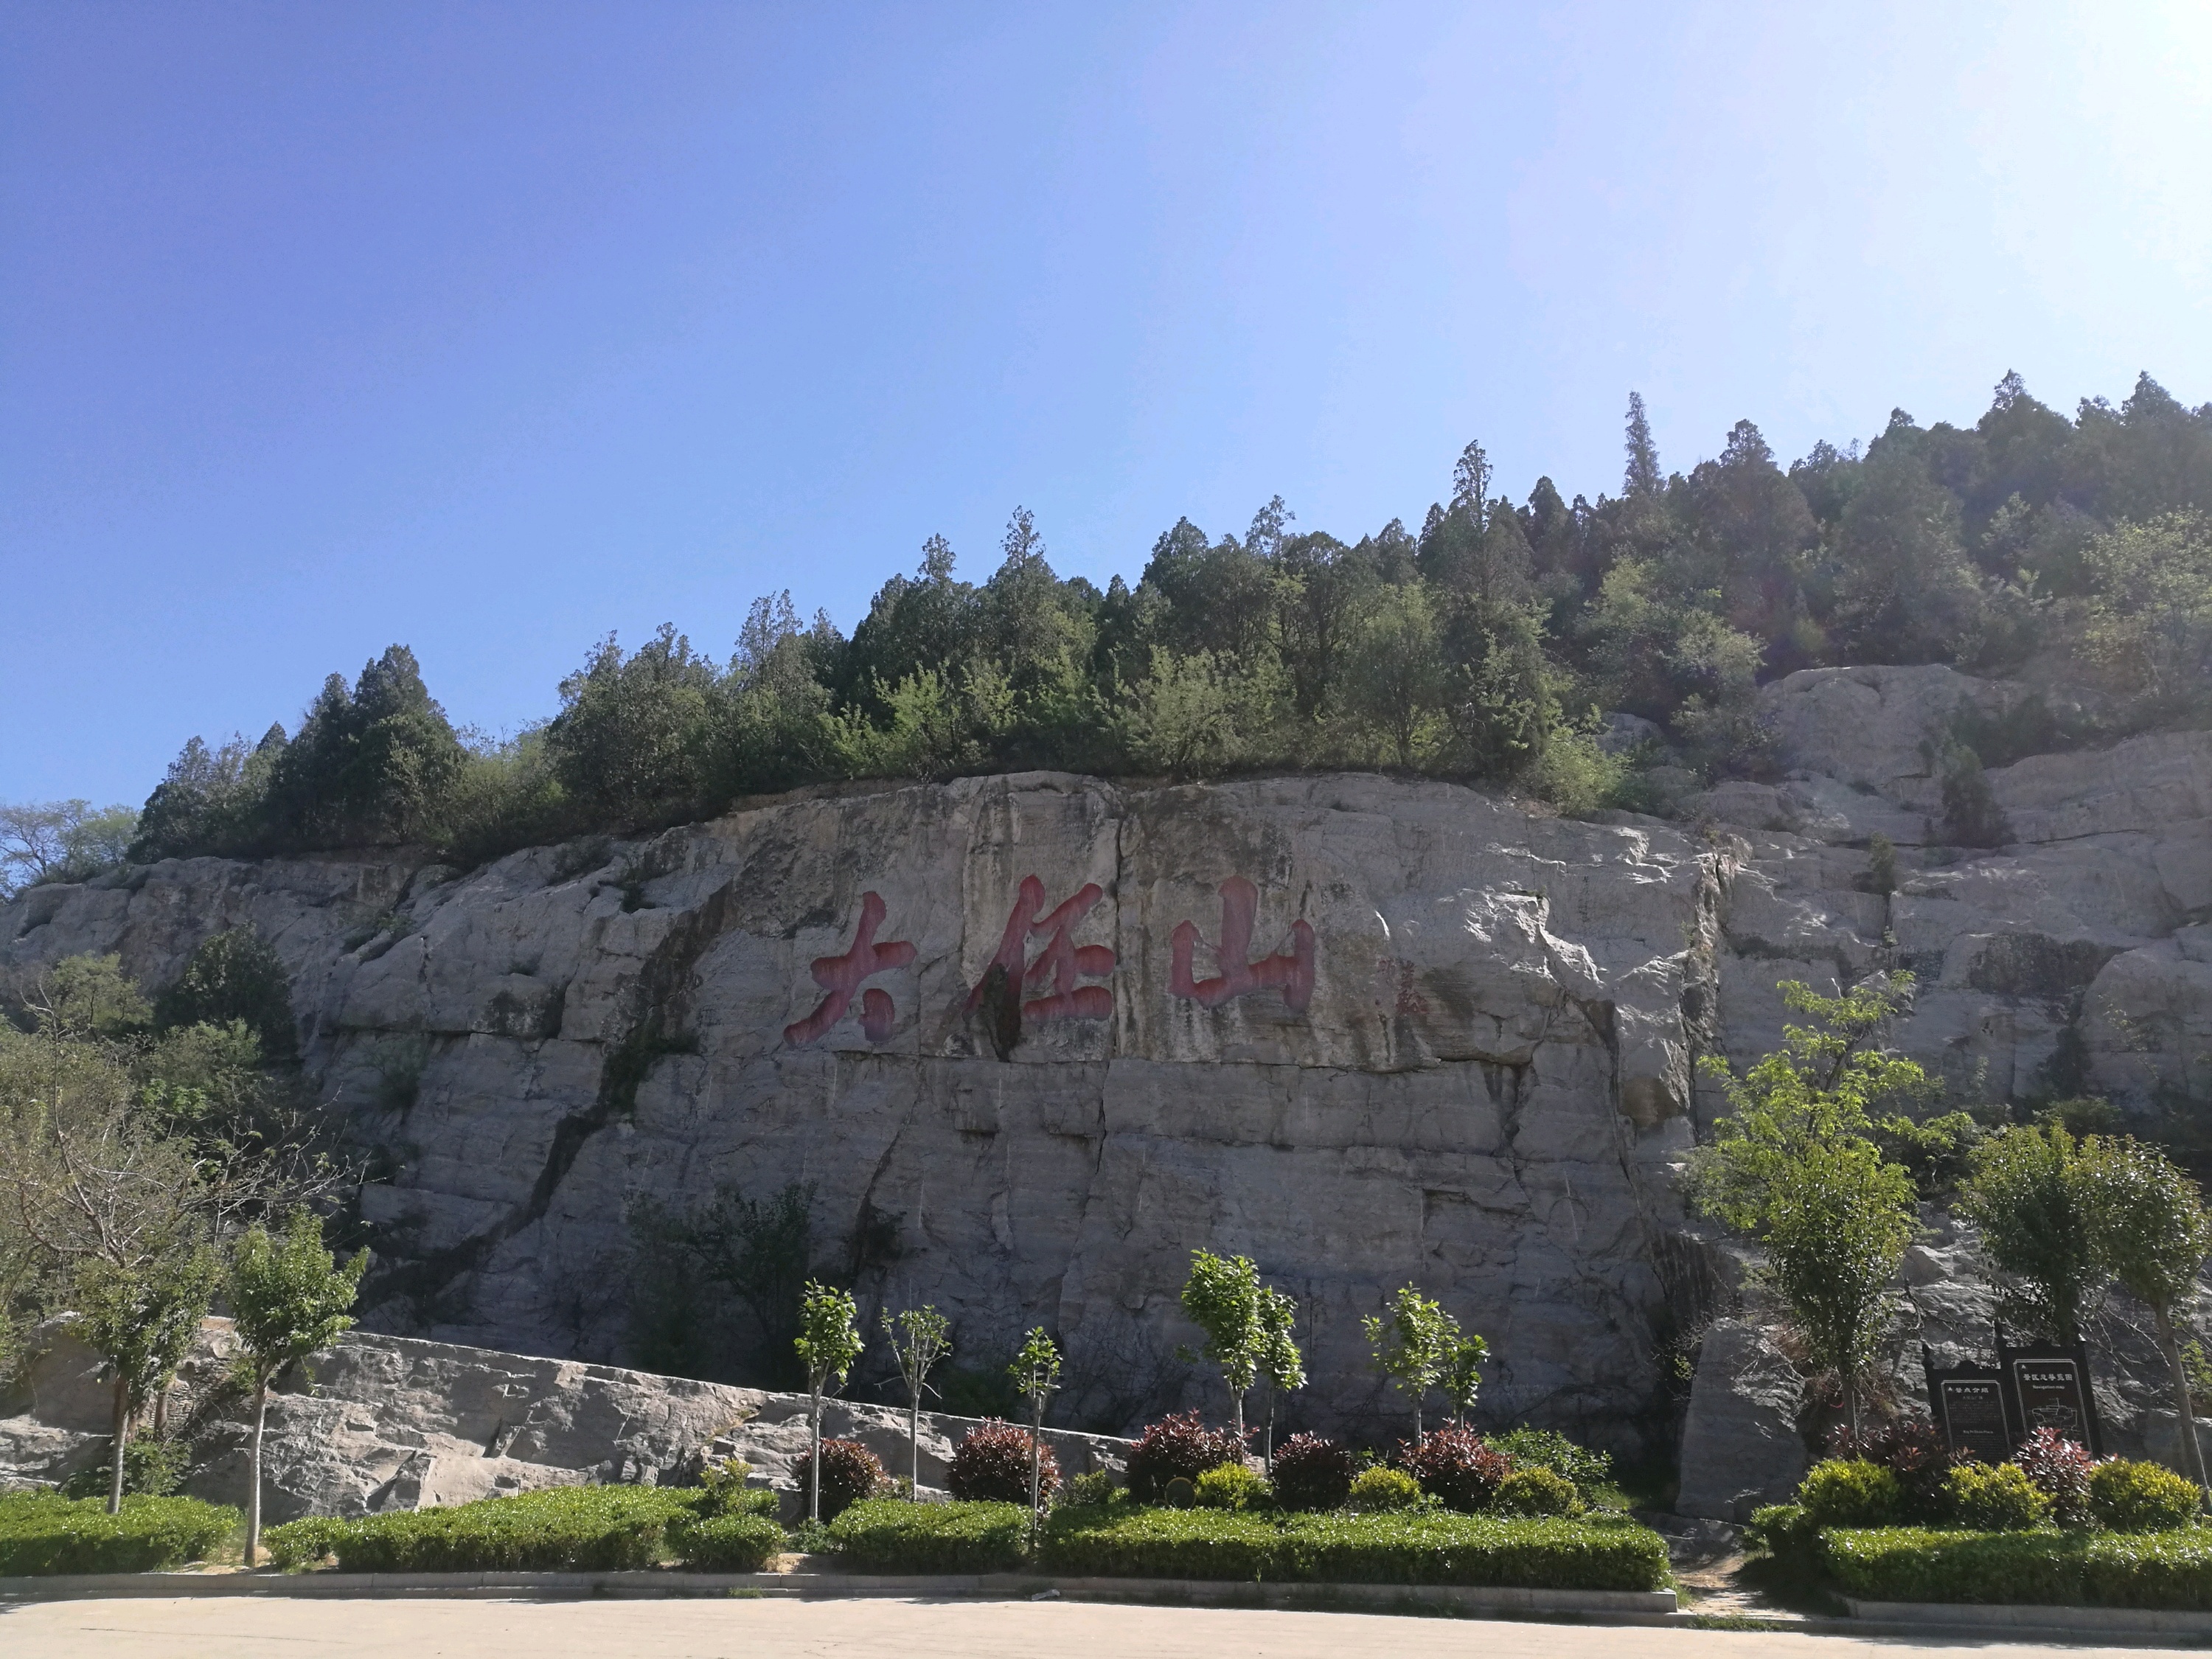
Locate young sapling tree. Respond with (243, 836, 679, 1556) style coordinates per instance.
(1255, 1285, 1304, 1470)
(227, 1209, 368, 1565)
(74, 1248, 220, 1514)
(880, 1304, 952, 1499)
(793, 1281, 863, 1523)
(1441, 1331, 1491, 1428)
(1179, 1249, 1265, 1440)
(1363, 1284, 1458, 1440)
(1006, 1326, 1061, 1534)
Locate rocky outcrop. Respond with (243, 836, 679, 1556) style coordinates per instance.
(4, 669, 2208, 1500)
(0, 1318, 1126, 1519)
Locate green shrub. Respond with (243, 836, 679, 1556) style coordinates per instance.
(1346, 1467, 1425, 1514)
(668, 1512, 784, 1571)
(0, 1492, 239, 1575)
(1269, 1433, 1355, 1512)
(1194, 1464, 1269, 1512)
(58, 1438, 189, 1500)
(1823, 1526, 2212, 1609)
(2090, 1460, 2202, 1533)
(1489, 1427, 1614, 1505)
(1941, 1462, 2050, 1531)
(696, 1457, 777, 1518)
(1060, 1470, 1116, 1508)
(1798, 1458, 1903, 1528)
(828, 1498, 1029, 1573)
(1744, 1503, 1818, 1566)
(1039, 1505, 1669, 1590)
(1124, 1412, 1248, 1503)
(276, 1484, 701, 1573)
(1492, 1466, 1583, 1517)
(262, 1515, 349, 1570)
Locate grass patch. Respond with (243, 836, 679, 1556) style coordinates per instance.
(0, 1492, 240, 1576)
(1823, 1526, 2212, 1610)
(1040, 1503, 1669, 1590)
(263, 1485, 780, 1574)
(830, 1498, 1029, 1573)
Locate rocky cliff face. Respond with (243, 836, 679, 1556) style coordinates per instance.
(5, 665, 2208, 1483)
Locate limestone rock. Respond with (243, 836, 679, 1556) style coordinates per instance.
(1675, 1322, 1806, 1522)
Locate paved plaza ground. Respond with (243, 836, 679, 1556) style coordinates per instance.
(0, 1596, 2168, 1658)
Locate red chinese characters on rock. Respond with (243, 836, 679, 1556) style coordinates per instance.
(965, 875, 1116, 1023)
(1169, 875, 1315, 1013)
(782, 890, 918, 1046)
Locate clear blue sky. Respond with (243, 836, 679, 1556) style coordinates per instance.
(4, 1, 2208, 806)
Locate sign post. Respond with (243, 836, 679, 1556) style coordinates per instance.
(1997, 1335, 2103, 1457)
(1921, 1349, 2013, 1464)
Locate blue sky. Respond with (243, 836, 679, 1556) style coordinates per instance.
(4, 1, 2208, 806)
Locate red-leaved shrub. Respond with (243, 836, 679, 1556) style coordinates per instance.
(2012, 1427, 2094, 1528)
(793, 1438, 886, 1520)
(1396, 1427, 1513, 1513)
(1125, 1411, 1249, 1502)
(947, 1419, 1060, 1504)
(1269, 1433, 1356, 1512)
(1827, 1415, 1955, 1520)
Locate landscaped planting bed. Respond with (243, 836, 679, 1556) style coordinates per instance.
(0, 1492, 240, 1576)
(829, 1498, 1667, 1590)
(262, 1484, 776, 1573)
(829, 1498, 1031, 1573)
(1823, 1526, 2212, 1611)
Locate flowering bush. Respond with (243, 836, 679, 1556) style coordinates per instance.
(1125, 1411, 1248, 1502)
(947, 1419, 1059, 1504)
(793, 1438, 886, 1521)
(1270, 1433, 1357, 1512)
(2012, 1427, 2094, 1529)
(1396, 1428, 1514, 1514)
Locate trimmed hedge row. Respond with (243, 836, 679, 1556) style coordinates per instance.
(1823, 1526, 2212, 1611)
(830, 1498, 1030, 1572)
(261, 1485, 766, 1573)
(0, 1492, 240, 1576)
(1036, 1503, 1669, 1589)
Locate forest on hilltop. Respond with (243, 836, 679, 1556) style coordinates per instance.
(8, 369, 2211, 893)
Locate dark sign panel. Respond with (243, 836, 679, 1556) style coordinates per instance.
(1997, 1338, 2104, 1457)
(1935, 1376, 2012, 1463)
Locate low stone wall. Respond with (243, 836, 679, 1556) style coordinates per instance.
(0, 1318, 1127, 1521)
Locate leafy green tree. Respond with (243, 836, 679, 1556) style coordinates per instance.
(546, 625, 718, 823)
(1956, 1124, 2101, 1344)
(793, 1281, 863, 1523)
(1343, 583, 1444, 766)
(880, 1304, 952, 1499)
(1441, 1332, 1491, 1428)
(2077, 511, 2212, 718)
(74, 1248, 220, 1514)
(1006, 1326, 1062, 1524)
(0, 800, 138, 900)
(1832, 437, 1986, 664)
(1363, 1284, 1459, 1439)
(260, 646, 465, 847)
(2079, 1137, 2212, 1492)
(1254, 1286, 1304, 1470)
(1179, 1250, 1267, 1441)
(153, 928, 296, 1060)
(227, 1210, 367, 1563)
(1690, 977, 1927, 1437)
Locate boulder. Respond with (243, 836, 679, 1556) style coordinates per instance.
(1675, 1322, 1806, 1522)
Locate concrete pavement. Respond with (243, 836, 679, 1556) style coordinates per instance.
(0, 1596, 2168, 1658)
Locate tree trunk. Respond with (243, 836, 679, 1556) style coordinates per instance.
(2155, 1307, 2210, 1493)
(1029, 1394, 1043, 1519)
(909, 1393, 921, 1500)
(1846, 1374, 1863, 1446)
(246, 1381, 269, 1567)
(108, 1378, 128, 1516)
(1412, 1399, 1422, 1444)
(1264, 1392, 1276, 1473)
(809, 1382, 823, 1524)
(1231, 1389, 1245, 1448)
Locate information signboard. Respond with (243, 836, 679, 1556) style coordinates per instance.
(1921, 1349, 2014, 1462)
(1997, 1338, 2103, 1457)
